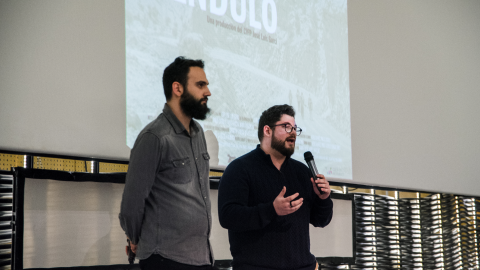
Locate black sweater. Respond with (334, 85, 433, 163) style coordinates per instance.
(218, 146, 333, 270)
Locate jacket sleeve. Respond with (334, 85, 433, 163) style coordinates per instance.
(310, 194, 333, 228)
(118, 132, 161, 244)
(217, 161, 277, 232)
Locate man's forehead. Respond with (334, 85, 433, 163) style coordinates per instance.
(188, 67, 208, 82)
(277, 114, 296, 125)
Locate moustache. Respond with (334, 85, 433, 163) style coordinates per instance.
(286, 135, 296, 142)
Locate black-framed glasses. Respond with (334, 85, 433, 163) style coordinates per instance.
(271, 124, 302, 136)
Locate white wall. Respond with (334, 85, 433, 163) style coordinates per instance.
(1, 0, 479, 195)
(348, 1, 480, 195)
(0, 1, 129, 160)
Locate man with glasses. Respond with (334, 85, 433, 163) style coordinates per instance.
(218, 104, 333, 270)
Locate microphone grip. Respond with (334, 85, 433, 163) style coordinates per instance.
(308, 162, 325, 195)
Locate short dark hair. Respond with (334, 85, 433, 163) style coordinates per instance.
(162, 56, 205, 100)
(258, 104, 296, 141)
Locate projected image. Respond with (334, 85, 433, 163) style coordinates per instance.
(126, 0, 352, 180)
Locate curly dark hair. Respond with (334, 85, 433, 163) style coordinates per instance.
(258, 104, 296, 141)
(162, 56, 205, 101)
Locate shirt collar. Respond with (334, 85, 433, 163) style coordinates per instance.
(162, 103, 199, 136)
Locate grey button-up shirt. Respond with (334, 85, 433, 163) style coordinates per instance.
(119, 104, 212, 265)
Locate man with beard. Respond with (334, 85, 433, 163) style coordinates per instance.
(119, 57, 217, 270)
(218, 105, 333, 270)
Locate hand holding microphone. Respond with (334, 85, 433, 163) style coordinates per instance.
(304, 151, 331, 199)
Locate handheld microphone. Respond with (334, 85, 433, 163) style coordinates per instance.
(304, 151, 325, 194)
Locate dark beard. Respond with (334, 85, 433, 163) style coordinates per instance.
(180, 87, 210, 120)
(271, 132, 295, 157)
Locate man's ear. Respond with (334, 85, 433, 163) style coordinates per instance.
(263, 125, 272, 138)
(171, 82, 183, 98)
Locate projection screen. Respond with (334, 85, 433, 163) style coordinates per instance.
(2, 0, 480, 196)
(125, 0, 352, 181)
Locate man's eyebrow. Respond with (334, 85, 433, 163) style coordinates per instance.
(278, 122, 296, 126)
(196, 80, 209, 85)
